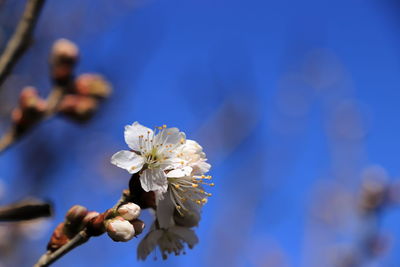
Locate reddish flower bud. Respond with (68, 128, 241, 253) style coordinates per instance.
(130, 219, 145, 236)
(65, 205, 88, 225)
(58, 95, 98, 122)
(82, 211, 100, 226)
(12, 87, 47, 136)
(50, 39, 79, 85)
(64, 205, 88, 238)
(86, 213, 106, 236)
(47, 223, 69, 252)
(75, 74, 112, 99)
(51, 39, 79, 62)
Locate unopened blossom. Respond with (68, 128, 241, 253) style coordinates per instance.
(137, 224, 198, 260)
(111, 122, 186, 193)
(106, 217, 135, 242)
(117, 203, 141, 221)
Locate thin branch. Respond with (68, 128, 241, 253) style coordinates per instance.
(0, 0, 46, 88)
(34, 230, 90, 267)
(34, 193, 129, 267)
(0, 86, 64, 154)
(0, 198, 51, 221)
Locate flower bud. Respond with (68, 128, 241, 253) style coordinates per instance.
(82, 211, 100, 226)
(106, 216, 135, 242)
(64, 205, 88, 238)
(58, 95, 98, 122)
(117, 203, 141, 221)
(75, 73, 112, 98)
(12, 87, 47, 136)
(86, 213, 106, 237)
(51, 39, 79, 62)
(65, 205, 88, 224)
(50, 39, 79, 84)
(130, 219, 145, 236)
(47, 223, 69, 252)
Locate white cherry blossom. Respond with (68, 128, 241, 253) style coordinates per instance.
(111, 122, 186, 193)
(166, 140, 213, 213)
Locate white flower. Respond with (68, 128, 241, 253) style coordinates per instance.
(111, 122, 186, 193)
(173, 140, 211, 175)
(117, 202, 141, 221)
(106, 217, 135, 242)
(137, 224, 199, 260)
(166, 140, 213, 213)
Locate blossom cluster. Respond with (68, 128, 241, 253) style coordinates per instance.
(111, 122, 213, 259)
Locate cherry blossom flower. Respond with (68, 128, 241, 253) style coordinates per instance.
(111, 122, 186, 193)
(166, 140, 213, 213)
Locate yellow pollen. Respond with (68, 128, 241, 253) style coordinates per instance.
(174, 184, 180, 189)
(192, 184, 199, 188)
(176, 205, 181, 209)
(210, 183, 215, 186)
(201, 198, 207, 203)
(167, 132, 172, 135)
(163, 124, 167, 128)
(196, 200, 201, 205)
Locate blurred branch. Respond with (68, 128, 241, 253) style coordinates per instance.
(0, 86, 64, 154)
(0, 198, 51, 221)
(0, 0, 46, 88)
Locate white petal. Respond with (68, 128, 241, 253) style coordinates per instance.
(111, 150, 144, 173)
(185, 139, 203, 153)
(171, 226, 199, 247)
(155, 127, 185, 147)
(140, 168, 168, 192)
(124, 122, 153, 151)
(166, 166, 193, 178)
(156, 191, 175, 229)
(192, 161, 211, 175)
(137, 228, 163, 260)
(160, 157, 185, 170)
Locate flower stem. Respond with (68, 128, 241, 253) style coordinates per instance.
(34, 230, 90, 267)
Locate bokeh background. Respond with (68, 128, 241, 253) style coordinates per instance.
(1, 0, 400, 266)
